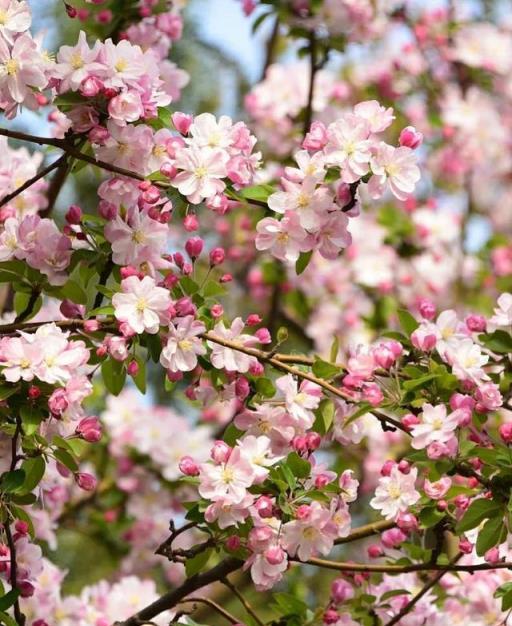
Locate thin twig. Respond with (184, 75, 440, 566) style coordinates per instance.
(179, 597, 239, 624)
(221, 577, 265, 626)
(385, 553, 463, 626)
(0, 154, 67, 208)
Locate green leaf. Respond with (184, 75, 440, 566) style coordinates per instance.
(270, 592, 308, 617)
(495, 582, 512, 611)
(255, 377, 275, 398)
(419, 506, 445, 528)
(203, 280, 227, 299)
(456, 498, 503, 533)
(476, 516, 506, 556)
(312, 357, 341, 379)
(158, 106, 173, 127)
(313, 399, 335, 435)
(238, 184, 274, 202)
(131, 357, 147, 394)
(0, 470, 25, 493)
(0, 610, 18, 626)
(479, 330, 512, 354)
(295, 251, 313, 275)
(380, 589, 411, 601)
(53, 279, 88, 305)
(20, 457, 45, 493)
(286, 452, 311, 479)
(101, 358, 126, 396)
(53, 448, 79, 473)
(0, 386, 17, 402)
(0, 590, 19, 612)
(185, 548, 212, 577)
(402, 373, 440, 392)
(180, 276, 200, 295)
(397, 309, 419, 335)
(329, 337, 339, 363)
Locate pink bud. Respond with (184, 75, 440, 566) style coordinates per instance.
(18, 581, 35, 598)
(183, 214, 199, 231)
(331, 578, 354, 604)
(499, 423, 512, 444)
(336, 182, 352, 208)
(220, 273, 233, 283)
(380, 460, 395, 476)
(211, 440, 232, 464)
(292, 435, 308, 454)
(296, 504, 311, 521)
(437, 499, 448, 511)
(302, 121, 328, 151)
(75, 472, 97, 491)
(417, 298, 436, 320)
(60, 299, 85, 319)
(80, 76, 103, 97)
(398, 460, 410, 474)
(411, 329, 437, 351)
(396, 512, 418, 532)
(175, 297, 196, 317)
(235, 376, 250, 400)
(323, 609, 339, 625)
(28, 385, 41, 400)
(255, 328, 271, 344)
(172, 112, 193, 135)
(399, 126, 423, 149)
(65, 204, 82, 224)
(249, 361, 264, 376)
(315, 473, 331, 489)
(83, 319, 100, 332)
(76, 416, 102, 443)
(48, 388, 68, 416)
(127, 360, 139, 377)
(454, 494, 470, 510)
(368, 544, 384, 558)
(209, 247, 225, 266)
(465, 314, 486, 333)
(306, 431, 321, 451)
(246, 314, 262, 326)
(211, 304, 224, 318)
(14, 521, 29, 535)
(225, 535, 241, 551)
(264, 546, 286, 565)
(381, 528, 407, 548)
(402, 413, 420, 430)
(167, 370, 183, 383)
(484, 547, 500, 564)
(179, 456, 199, 476)
(96, 8, 112, 23)
(254, 495, 274, 518)
(458, 538, 473, 554)
(185, 237, 204, 260)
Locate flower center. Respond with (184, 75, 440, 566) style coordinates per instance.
(388, 484, 401, 499)
(70, 52, 84, 70)
(222, 467, 234, 484)
(178, 339, 193, 351)
(115, 58, 128, 72)
(136, 298, 147, 312)
(131, 229, 146, 244)
(0, 10, 7, 25)
(297, 193, 310, 208)
(194, 166, 208, 178)
(5, 59, 18, 76)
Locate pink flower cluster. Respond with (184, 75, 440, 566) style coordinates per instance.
(256, 101, 421, 263)
(0, 215, 72, 284)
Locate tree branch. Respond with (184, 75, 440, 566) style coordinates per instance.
(178, 597, 240, 624)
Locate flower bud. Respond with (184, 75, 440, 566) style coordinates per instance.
(172, 112, 193, 135)
(380, 460, 395, 476)
(127, 360, 139, 377)
(484, 547, 500, 564)
(296, 504, 311, 521)
(179, 456, 200, 476)
(65, 204, 82, 224)
(306, 431, 321, 451)
(60, 299, 85, 319)
(28, 385, 41, 400)
(183, 214, 199, 231)
(225, 535, 241, 551)
(246, 314, 262, 326)
(458, 538, 473, 554)
(255, 328, 271, 344)
(396, 512, 419, 532)
(399, 126, 423, 149)
(417, 298, 436, 320)
(76, 416, 102, 443)
(465, 314, 486, 333)
(381, 528, 407, 548)
(367, 544, 384, 558)
(83, 319, 100, 332)
(48, 388, 68, 417)
(302, 121, 328, 151)
(264, 546, 286, 565)
(209, 247, 225, 266)
(331, 578, 354, 604)
(254, 495, 273, 518)
(211, 440, 232, 464)
(75, 472, 97, 491)
(323, 609, 339, 625)
(185, 237, 204, 260)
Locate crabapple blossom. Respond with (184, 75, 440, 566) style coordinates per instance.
(370, 466, 420, 519)
(112, 275, 171, 334)
(410, 404, 460, 450)
(160, 316, 206, 372)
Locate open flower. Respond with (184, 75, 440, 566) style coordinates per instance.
(113, 275, 171, 334)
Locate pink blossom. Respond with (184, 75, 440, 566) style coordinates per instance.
(370, 466, 420, 519)
(160, 316, 206, 372)
(112, 275, 171, 334)
(410, 404, 460, 450)
(207, 317, 258, 373)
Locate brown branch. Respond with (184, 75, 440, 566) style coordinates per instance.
(0, 128, 168, 188)
(0, 154, 67, 208)
(222, 577, 265, 626)
(385, 553, 463, 626)
(304, 557, 512, 574)
(179, 597, 239, 624)
(113, 557, 243, 626)
(334, 519, 395, 545)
